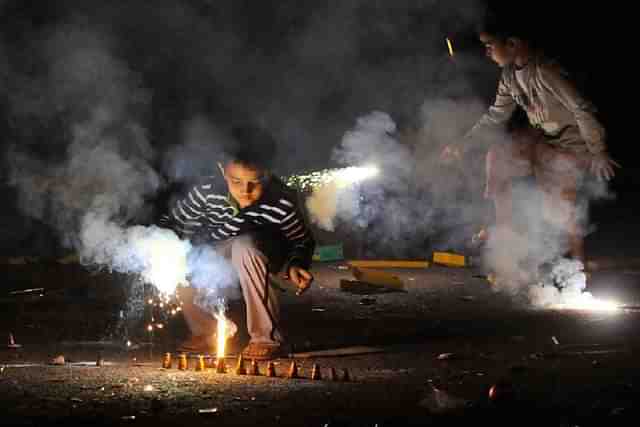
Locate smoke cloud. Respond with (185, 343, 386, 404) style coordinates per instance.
(3, 20, 238, 319)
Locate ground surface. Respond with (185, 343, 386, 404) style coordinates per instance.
(2, 240, 640, 427)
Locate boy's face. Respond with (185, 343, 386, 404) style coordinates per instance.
(479, 32, 514, 67)
(222, 161, 268, 208)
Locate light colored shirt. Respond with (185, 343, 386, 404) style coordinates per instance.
(468, 55, 606, 154)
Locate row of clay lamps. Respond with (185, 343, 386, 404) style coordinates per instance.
(162, 353, 351, 381)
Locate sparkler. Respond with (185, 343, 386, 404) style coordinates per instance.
(285, 165, 380, 192)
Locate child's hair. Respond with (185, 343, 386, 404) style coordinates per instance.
(479, 7, 535, 44)
(221, 124, 277, 171)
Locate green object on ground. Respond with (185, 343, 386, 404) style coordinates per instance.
(313, 243, 344, 262)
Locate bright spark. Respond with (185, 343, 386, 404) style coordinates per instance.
(285, 165, 380, 191)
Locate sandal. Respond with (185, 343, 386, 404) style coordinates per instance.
(241, 342, 285, 360)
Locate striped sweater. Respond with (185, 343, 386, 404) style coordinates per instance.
(158, 176, 315, 270)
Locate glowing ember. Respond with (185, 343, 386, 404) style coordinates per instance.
(285, 165, 380, 191)
(446, 37, 454, 57)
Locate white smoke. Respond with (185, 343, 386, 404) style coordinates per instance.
(528, 258, 618, 311)
(307, 111, 406, 231)
(6, 25, 237, 310)
(163, 116, 232, 183)
(80, 209, 191, 295)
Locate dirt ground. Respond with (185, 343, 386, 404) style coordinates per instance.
(2, 247, 640, 427)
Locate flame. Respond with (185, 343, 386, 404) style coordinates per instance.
(214, 310, 227, 360)
(446, 37, 454, 57)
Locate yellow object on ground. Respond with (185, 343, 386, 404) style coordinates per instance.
(351, 267, 404, 290)
(432, 252, 466, 267)
(347, 260, 429, 269)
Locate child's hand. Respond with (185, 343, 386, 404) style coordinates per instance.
(590, 152, 621, 181)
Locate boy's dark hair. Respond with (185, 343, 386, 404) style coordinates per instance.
(479, 7, 535, 44)
(221, 124, 277, 170)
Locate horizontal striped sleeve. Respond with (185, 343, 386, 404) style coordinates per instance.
(245, 211, 281, 224)
(279, 199, 294, 208)
(260, 204, 287, 216)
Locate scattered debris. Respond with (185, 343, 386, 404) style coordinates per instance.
(419, 385, 470, 413)
(551, 336, 560, 345)
(359, 297, 376, 306)
(7, 333, 21, 349)
(311, 307, 326, 312)
(198, 408, 219, 414)
(8, 288, 44, 296)
(352, 267, 405, 290)
(436, 353, 456, 360)
(291, 346, 385, 358)
(488, 380, 516, 404)
(121, 416, 136, 421)
(339, 280, 402, 295)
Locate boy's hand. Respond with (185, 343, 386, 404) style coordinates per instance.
(287, 266, 313, 296)
(590, 152, 621, 181)
(440, 144, 462, 164)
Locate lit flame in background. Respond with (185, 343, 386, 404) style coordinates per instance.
(446, 37, 454, 57)
(285, 165, 380, 191)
